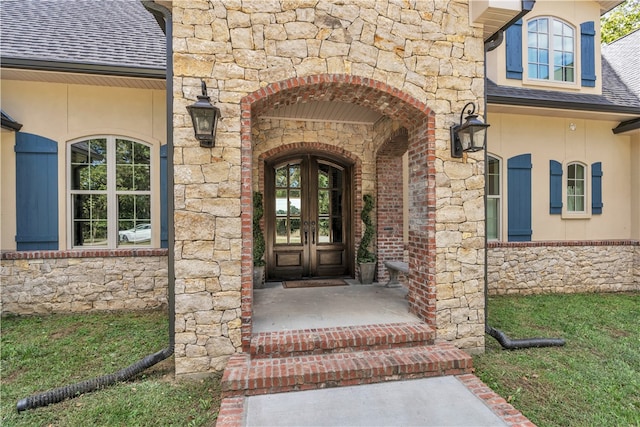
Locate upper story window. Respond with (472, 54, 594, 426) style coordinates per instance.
(506, 18, 595, 87)
(69, 137, 152, 248)
(527, 17, 575, 83)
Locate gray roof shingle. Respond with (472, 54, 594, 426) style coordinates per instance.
(602, 29, 640, 98)
(0, 0, 166, 72)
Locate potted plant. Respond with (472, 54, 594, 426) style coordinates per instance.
(357, 194, 376, 284)
(253, 191, 266, 288)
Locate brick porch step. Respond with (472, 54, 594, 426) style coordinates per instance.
(250, 322, 435, 358)
(221, 343, 473, 397)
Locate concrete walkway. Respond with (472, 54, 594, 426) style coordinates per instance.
(245, 376, 508, 427)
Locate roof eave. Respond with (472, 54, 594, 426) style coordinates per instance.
(487, 94, 640, 116)
(1, 57, 166, 79)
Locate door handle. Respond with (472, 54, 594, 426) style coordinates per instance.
(303, 221, 309, 244)
(311, 221, 316, 244)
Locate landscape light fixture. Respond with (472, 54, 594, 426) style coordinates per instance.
(186, 81, 220, 148)
(450, 102, 490, 158)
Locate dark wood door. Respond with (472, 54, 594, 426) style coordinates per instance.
(266, 155, 351, 280)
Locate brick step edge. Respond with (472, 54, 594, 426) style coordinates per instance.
(250, 322, 435, 358)
(221, 343, 473, 397)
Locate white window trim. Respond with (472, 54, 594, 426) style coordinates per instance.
(523, 16, 579, 88)
(562, 161, 591, 219)
(66, 135, 157, 249)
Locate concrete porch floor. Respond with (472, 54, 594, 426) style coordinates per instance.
(252, 280, 420, 333)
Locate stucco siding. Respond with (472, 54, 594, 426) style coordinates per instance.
(0, 79, 166, 251)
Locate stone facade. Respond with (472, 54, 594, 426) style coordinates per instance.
(487, 241, 640, 295)
(172, 0, 486, 377)
(1, 250, 168, 315)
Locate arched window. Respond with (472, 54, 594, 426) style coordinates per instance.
(487, 155, 502, 240)
(69, 137, 151, 248)
(527, 17, 575, 83)
(567, 162, 586, 212)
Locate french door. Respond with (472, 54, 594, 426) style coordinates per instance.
(266, 155, 352, 280)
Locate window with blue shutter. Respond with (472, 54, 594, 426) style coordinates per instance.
(507, 154, 532, 241)
(581, 21, 596, 87)
(591, 162, 603, 214)
(15, 133, 59, 250)
(549, 160, 563, 214)
(506, 19, 524, 80)
(160, 144, 168, 248)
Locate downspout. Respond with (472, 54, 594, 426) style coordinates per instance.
(482, 0, 565, 350)
(16, 1, 175, 412)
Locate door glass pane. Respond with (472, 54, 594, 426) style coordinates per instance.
(290, 218, 301, 244)
(289, 189, 301, 216)
(318, 218, 330, 243)
(275, 218, 287, 243)
(289, 165, 300, 187)
(331, 217, 343, 243)
(276, 189, 287, 215)
(318, 190, 330, 215)
(276, 168, 287, 187)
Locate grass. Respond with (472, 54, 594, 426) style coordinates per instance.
(475, 292, 640, 427)
(1, 310, 220, 427)
(2, 294, 638, 426)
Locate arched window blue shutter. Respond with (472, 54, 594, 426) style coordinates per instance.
(506, 19, 524, 80)
(15, 133, 59, 250)
(591, 162, 603, 214)
(549, 160, 563, 214)
(508, 154, 532, 241)
(581, 21, 596, 87)
(160, 144, 168, 248)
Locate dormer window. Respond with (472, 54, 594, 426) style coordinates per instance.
(527, 17, 575, 83)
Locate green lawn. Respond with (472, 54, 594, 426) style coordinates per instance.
(1, 310, 219, 427)
(475, 292, 640, 427)
(2, 294, 638, 426)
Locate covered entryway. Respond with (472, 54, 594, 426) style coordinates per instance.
(240, 74, 438, 352)
(265, 154, 352, 280)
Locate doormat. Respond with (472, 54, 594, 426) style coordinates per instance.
(283, 279, 347, 289)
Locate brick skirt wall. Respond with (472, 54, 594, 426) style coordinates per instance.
(1, 249, 168, 315)
(487, 241, 640, 295)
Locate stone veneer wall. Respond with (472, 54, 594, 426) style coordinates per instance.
(0, 249, 168, 315)
(172, 0, 486, 376)
(487, 241, 640, 295)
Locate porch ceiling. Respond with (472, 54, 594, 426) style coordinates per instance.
(261, 101, 384, 125)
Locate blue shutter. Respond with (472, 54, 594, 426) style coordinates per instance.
(581, 21, 596, 87)
(549, 160, 563, 214)
(15, 133, 59, 250)
(591, 162, 603, 214)
(160, 144, 168, 248)
(506, 19, 524, 80)
(508, 154, 532, 241)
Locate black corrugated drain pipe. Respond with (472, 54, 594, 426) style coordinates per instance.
(483, 0, 564, 351)
(16, 348, 173, 412)
(17, 0, 175, 412)
(486, 325, 565, 349)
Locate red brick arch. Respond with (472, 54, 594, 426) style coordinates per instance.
(240, 75, 437, 351)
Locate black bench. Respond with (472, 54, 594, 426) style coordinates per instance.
(383, 261, 408, 288)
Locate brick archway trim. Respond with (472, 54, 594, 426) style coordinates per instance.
(239, 75, 436, 351)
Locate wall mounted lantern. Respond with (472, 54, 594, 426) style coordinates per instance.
(450, 102, 490, 158)
(186, 81, 220, 148)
